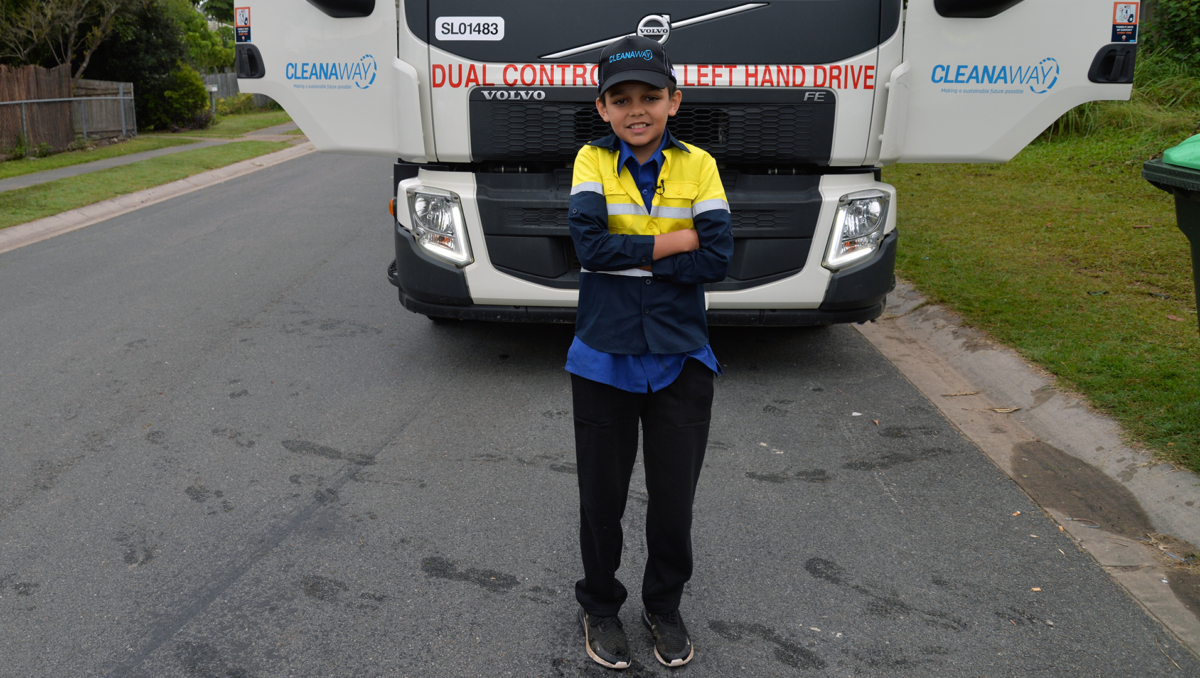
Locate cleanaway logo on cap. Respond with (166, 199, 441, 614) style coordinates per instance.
(608, 50, 654, 64)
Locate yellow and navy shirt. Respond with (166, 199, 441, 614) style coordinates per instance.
(567, 129, 734, 356)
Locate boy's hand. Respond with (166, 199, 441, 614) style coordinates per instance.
(651, 229, 700, 262)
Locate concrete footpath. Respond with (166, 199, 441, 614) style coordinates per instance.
(0, 122, 302, 194)
(858, 281, 1200, 657)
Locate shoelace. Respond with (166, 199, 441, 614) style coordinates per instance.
(657, 610, 681, 627)
(595, 614, 623, 633)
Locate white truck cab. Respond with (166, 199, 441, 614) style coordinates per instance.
(238, 0, 1137, 324)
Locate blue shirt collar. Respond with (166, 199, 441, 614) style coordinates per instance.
(617, 127, 673, 173)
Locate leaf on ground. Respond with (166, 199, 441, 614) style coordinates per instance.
(991, 407, 1022, 414)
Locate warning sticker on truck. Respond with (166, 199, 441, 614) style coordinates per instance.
(234, 6, 250, 43)
(1112, 3, 1138, 43)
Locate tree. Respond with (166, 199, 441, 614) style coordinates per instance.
(0, 0, 144, 84)
(84, 0, 187, 128)
(0, 1, 57, 65)
(200, 0, 232, 24)
(156, 0, 231, 74)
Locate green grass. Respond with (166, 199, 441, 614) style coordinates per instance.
(886, 128, 1200, 472)
(0, 140, 289, 230)
(147, 110, 293, 139)
(885, 49, 1200, 472)
(0, 136, 198, 181)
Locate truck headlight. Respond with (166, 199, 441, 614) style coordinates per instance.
(823, 190, 889, 270)
(406, 186, 473, 266)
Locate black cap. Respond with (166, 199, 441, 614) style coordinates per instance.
(597, 35, 676, 95)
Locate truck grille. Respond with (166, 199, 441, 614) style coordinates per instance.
(469, 89, 835, 165)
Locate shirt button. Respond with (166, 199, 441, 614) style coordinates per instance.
(645, 278, 652, 285)
(644, 309, 650, 315)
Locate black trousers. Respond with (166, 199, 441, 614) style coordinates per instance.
(572, 359, 714, 616)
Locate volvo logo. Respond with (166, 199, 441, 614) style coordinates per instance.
(541, 4, 766, 59)
(481, 90, 546, 100)
(637, 14, 671, 44)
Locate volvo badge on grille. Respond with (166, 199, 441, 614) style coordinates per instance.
(540, 3, 766, 60)
(481, 90, 547, 100)
(637, 15, 671, 44)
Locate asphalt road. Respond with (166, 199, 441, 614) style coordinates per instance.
(1, 152, 1195, 677)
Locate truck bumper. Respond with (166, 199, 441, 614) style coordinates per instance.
(389, 229, 896, 326)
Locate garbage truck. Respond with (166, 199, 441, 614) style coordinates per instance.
(236, 0, 1138, 324)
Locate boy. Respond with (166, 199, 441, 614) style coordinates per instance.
(566, 35, 734, 669)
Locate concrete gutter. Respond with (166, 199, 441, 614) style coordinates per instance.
(857, 280, 1200, 656)
(0, 142, 315, 256)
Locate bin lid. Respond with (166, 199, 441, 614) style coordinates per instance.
(1164, 134, 1200, 171)
(1144, 158, 1200, 194)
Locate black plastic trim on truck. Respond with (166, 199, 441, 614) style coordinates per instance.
(470, 170, 826, 289)
(470, 87, 835, 165)
(392, 291, 886, 326)
(305, 0, 375, 18)
(934, 0, 1026, 18)
(428, 0, 883, 65)
(391, 229, 473, 307)
(1088, 44, 1137, 84)
(820, 231, 897, 310)
(235, 44, 265, 79)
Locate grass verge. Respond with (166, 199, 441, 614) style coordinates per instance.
(0, 136, 198, 181)
(886, 49, 1200, 473)
(0, 140, 289, 230)
(885, 128, 1199, 473)
(151, 110, 294, 139)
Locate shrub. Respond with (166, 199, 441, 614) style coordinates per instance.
(1144, 0, 1200, 70)
(1041, 49, 1200, 144)
(83, 0, 189, 132)
(215, 92, 258, 116)
(145, 63, 210, 130)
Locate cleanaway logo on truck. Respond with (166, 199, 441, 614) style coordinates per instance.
(931, 57, 1059, 94)
(285, 54, 377, 90)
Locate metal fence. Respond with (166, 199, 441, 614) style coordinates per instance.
(0, 89, 135, 156)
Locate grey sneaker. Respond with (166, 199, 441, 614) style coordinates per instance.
(642, 608, 694, 667)
(579, 607, 631, 669)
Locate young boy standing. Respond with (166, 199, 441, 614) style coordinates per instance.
(567, 35, 733, 669)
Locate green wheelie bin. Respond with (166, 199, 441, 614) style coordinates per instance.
(1143, 135, 1200, 336)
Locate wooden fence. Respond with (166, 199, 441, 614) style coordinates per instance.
(73, 79, 137, 141)
(0, 64, 73, 154)
(0, 65, 135, 157)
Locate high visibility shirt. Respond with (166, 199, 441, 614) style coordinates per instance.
(567, 131, 722, 391)
(568, 131, 734, 355)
